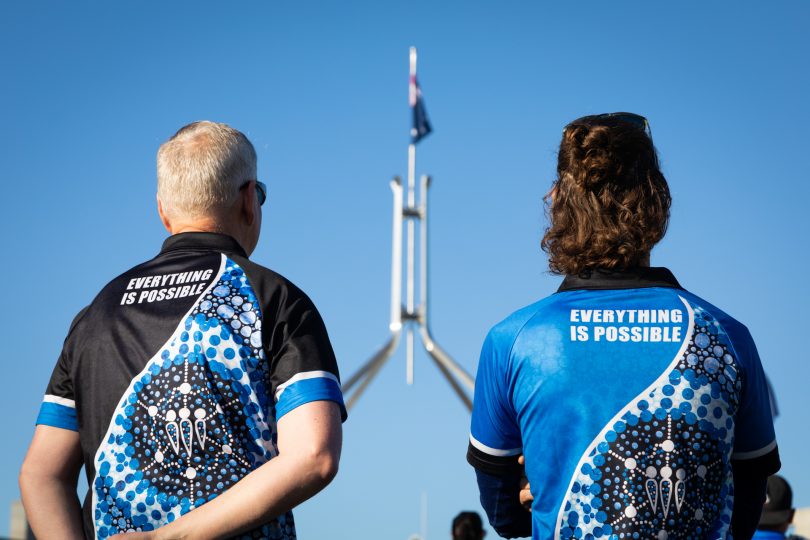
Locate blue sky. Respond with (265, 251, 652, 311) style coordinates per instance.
(1, 2, 809, 538)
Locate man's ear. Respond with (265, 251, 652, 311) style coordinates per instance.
(157, 195, 173, 233)
(240, 181, 257, 227)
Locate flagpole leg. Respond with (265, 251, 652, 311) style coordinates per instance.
(390, 177, 404, 333)
(419, 174, 430, 327)
(344, 331, 401, 410)
(421, 328, 475, 391)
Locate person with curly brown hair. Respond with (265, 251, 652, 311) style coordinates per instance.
(467, 113, 780, 539)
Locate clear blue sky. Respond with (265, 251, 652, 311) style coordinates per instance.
(1, 2, 809, 538)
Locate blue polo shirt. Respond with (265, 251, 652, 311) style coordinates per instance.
(468, 268, 780, 539)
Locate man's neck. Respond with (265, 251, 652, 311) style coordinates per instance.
(170, 221, 223, 236)
(169, 223, 249, 256)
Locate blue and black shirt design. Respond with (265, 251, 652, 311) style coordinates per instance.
(36, 233, 346, 539)
(468, 268, 779, 540)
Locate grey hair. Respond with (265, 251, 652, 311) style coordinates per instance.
(157, 121, 257, 219)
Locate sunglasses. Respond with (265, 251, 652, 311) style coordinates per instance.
(565, 112, 652, 140)
(241, 180, 267, 206)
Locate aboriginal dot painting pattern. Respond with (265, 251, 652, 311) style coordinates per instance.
(93, 257, 296, 539)
(557, 299, 743, 540)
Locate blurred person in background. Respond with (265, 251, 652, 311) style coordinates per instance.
(754, 475, 806, 540)
(453, 511, 486, 540)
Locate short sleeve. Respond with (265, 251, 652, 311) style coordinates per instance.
(467, 330, 522, 476)
(267, 290, 346, 422)
(35, 308, 88, 431)
(730, 325, 780, 475)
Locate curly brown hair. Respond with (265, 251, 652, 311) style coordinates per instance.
(541, 114, 671, 276)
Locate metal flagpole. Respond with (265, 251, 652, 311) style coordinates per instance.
(406, 46, 417, 386)
(342, 47, 474, 412)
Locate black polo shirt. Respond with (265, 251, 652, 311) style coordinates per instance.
(37, 232, 346, 539)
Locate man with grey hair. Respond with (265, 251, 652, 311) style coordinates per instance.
(19, 121, 346, 540)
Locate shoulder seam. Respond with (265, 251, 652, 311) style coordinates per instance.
(500, 303, 549, 411)
(504, 302, 547, 363)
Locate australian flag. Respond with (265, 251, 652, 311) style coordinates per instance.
(409, 74, 432, 144)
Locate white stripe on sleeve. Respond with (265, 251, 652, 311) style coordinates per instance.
(469, 434, 522, 457)
(731, 439, 777, 460)
(275, 371, 340, 401)
(43, 394, 76, 408)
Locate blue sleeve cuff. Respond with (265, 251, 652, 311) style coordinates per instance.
(276, 376, 347, 422)
(36, 402, 78, 431)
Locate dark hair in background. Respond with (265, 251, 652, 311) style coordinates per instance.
(452, 511, 484, 540)
(541, 115, 671, 276)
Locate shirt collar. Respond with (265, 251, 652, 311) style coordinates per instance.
(160, 232, 248, 258)
(557, 267, 682, 292)
(752, 530, 787, 540)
